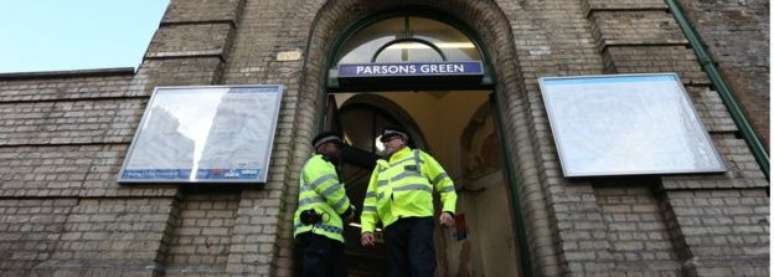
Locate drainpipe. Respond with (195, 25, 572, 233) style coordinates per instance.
(665, 0, 769, 179)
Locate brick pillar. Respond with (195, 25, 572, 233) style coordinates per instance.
(677, 0, 769, 149)
(584, 0, 770, 275)
(130, 0, 247, 275)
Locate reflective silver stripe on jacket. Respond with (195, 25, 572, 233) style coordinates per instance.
(309, 174, 337, 189)
(387, 156, 424, 170)
(392, 184, 432, 193)
(431, 173, 449, 184)
(294, 223, 343, 234)
(390, 171, 423, 182)
(413, 150, 422, 171)
(439, 185, 455, 193)
(321, 183, 343, 198)
(363, 205, 377, 213)
(332, 196, 348, 211)
(298, 196, 324, 206)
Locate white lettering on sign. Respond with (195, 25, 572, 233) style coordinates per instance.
(419, 64, 430, 73)
(416, 64, 466, 74)
(347, 63, 472, 76)
(356, 64, 419, 75)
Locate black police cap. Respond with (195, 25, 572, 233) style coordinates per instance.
(312, 131, 343, 148)
(379, 126, 410, 143)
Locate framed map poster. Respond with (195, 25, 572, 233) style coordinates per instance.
(118, 85, 283, 183)
(539, 73, 726, 177)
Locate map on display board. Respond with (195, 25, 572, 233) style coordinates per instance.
(539, 73, 726, 177)
(118, 85, 283, 183)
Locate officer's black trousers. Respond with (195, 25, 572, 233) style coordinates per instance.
(383, 217, 436, 277)
(298, 233, 347, 277)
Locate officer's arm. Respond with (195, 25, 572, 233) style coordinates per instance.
(360, 165, 381, 233)
(308, 162, 351, 215)
(422, 152, 457, 214)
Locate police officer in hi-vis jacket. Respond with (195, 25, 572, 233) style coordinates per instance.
(294, 132, 354, 277)
(360, 126, 457, 277)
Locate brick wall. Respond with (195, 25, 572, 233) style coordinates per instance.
(0, 0, 767, 276)
(218, 2, 323, 274)
(164, 191, 240, 276)
(602, 45, 710, 85)
(0, 99, 144, 145)
(246, 0, 770, 275)
(678, 0, 770, 147)
(0, 197, 176, 277)
(0, 145, 179, 198)
(0, 70, 139, 102)
(664, 189, 769, 277)
(500, 0, 606, 274)
(593, 183, 682, 275)
(583, 1, 769, 275)
(0, 199, 76, 277)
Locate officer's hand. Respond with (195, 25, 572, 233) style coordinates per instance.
(361, 232, 376, 246)
(439, 212, 455, 227)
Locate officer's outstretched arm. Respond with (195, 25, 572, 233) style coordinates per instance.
(308, 163, 351, 215)
(360, 165, 381, 233)
(423, 152, 457, 214)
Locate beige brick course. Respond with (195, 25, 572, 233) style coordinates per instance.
(0, 0, 767, 276)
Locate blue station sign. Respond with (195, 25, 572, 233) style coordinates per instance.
(338, 61, 484, 78)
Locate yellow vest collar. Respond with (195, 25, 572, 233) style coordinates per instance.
(388, 147, 413, 162)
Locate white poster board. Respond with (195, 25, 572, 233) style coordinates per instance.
(539, 73, 725, 177)
(119, 85, 283, 183)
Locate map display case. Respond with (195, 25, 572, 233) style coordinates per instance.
(118, 85, 283, 183)
(539, 73, 726, 177)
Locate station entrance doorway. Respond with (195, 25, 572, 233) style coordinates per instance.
(328, 90, 523, 277)
(302, 11, 528, 277)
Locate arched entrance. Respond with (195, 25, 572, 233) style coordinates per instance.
(335, 95, 428, 276)
(307, 9, 529, 277)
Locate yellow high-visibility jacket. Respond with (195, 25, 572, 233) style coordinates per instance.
(293, 154, 351, 242)
(360, 147, 457, 233)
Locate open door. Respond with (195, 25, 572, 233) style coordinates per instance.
(322, 94, 386, 276)
(323, 94, 342, 135)
(316, 91, 527, 277)
(324, 94, 380, 169)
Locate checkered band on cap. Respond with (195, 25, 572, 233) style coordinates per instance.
(313, 135, 342, 148)
(380, 129, 408, 142)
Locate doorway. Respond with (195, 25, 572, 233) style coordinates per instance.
(331, 90, 522, 277)
(302, 9, 528, 277)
